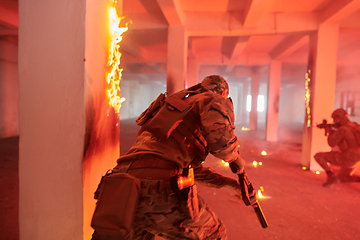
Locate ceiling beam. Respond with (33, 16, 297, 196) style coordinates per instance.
(195, 52, 271, 65)
(221, 36, 239, 59)
(122, 13, 167, 30)
(225, 65, 235, 73)
(269, 35, 309, 60)
(121, 40, 146, 60)
(156, 0, 184, 26)
(231, 36, 250, 60)
(243, 0, 271, 27)
(319, 0, 360, 24)
(186, 12, 318, 36)
(224, 36, 250, 72)
(125, 11, 318, 35)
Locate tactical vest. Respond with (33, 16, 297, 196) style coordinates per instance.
(136, 84, 209, 165)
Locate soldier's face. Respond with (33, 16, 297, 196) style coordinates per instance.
(332, 116, 342, 125)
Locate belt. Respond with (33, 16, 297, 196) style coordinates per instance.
(129, 158, 180, 171)
(113, 158, 182, 173)
(129, 158, 179, 170)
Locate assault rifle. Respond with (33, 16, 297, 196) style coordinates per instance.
(316, 119, 335, 136)
(238, 172, 269, 228)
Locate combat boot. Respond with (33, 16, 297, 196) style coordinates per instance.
(322, 175, 340, 187)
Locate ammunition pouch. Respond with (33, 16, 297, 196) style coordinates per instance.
(147, 93, 209, 163)
(91, 171, 141, 238)
(171, 167, 199, 219)
(146, 94, 192, 139)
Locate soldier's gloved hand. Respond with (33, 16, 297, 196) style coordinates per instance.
(229, 157, 245, 175)
(324, 125, 333, 136)
(248, 188, 257, 206)
(235, 181, 243, 198)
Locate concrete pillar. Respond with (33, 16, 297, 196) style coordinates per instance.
(0, 38, 18, 138)
(166, 26, 188, 94)
(241, 80, 250, 126)
(250, 74, 260, 130)
(187, 58, 198, 88)
(18, 0, 85, 239)
(235, 83, 243, 124)
(266, 60, 281, 142)
(301, 24, 339, 171)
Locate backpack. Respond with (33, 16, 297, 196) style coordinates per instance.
(348, 121, 360, 145)
(135, 93, 166, 126)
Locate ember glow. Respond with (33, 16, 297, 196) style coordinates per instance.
(241, 127, 250, 131)
(253, 161, 263, 168)
(257, 186, 270, 199)
(221, 160, 229, 167)
(107, 5, 128, 114)
(261, 151, 267, 156)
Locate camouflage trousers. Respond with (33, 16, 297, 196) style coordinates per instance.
(132, 179, 227, 240)
(314, 151, 360, 182)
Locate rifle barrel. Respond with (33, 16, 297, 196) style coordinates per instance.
(253, 201, 269, 228)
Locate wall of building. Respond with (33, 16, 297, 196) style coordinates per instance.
(279, 82, 306, 124)
(0, 38, 18, 138)
(335, 77, 360, 123)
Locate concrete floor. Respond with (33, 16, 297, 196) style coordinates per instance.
(1, 119, 360, 240)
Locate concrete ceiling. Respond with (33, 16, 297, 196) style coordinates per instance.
(119, 0, 360, 83)
(2, 0, 360, 84)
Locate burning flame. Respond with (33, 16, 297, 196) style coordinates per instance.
(257, 186, 270, 199)
(305, 69, 311, 127)
(261, 151, 267, 156)
(241, 127, 250, 131)
(83, 4, 128, 238)
(107, 6, 129, 114)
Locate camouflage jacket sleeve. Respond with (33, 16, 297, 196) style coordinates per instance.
(193, 164, 238, 190)
(328, 127, 346, 147)
(200, 95, 244, 173)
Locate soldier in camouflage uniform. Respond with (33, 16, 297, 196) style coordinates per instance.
(91, 75, 250, 240)
(314, 108, 360, 187)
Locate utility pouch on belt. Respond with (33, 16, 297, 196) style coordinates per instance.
(171, 167, 199, 219)
(91, 171, 141, 238)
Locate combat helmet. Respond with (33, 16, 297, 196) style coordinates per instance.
(201, 75, 229, 98)
(331, 108, 348, 120)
